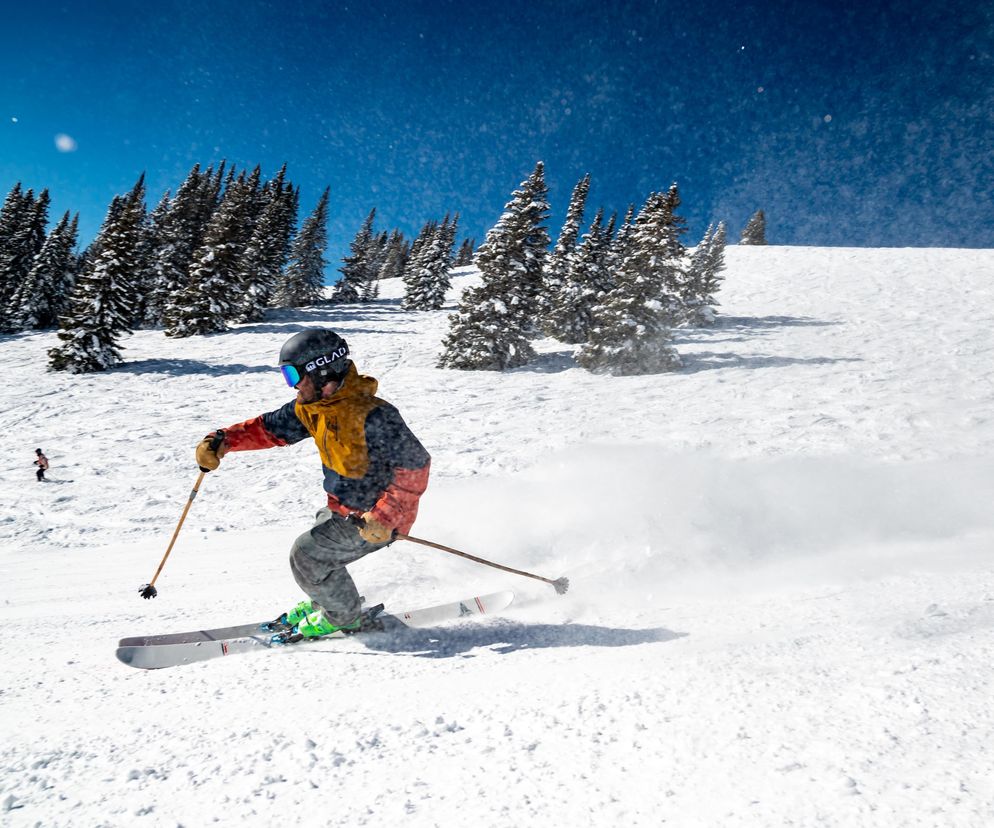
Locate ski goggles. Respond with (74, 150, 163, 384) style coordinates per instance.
(280, 364, 304, 388)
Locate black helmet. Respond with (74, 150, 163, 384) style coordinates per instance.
(35, 448, 43, 454)
(279, 329, 350, 388)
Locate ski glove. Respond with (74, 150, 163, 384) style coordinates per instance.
(195, 431, 228, 472)
(358, 512, 395, 544)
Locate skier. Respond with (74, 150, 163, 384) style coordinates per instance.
(195, 329, 431, 638)
(34, 448, 49, 482)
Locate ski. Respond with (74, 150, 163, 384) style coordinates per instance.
(118, 595, 372, 647)
(115, 590, 514, 670)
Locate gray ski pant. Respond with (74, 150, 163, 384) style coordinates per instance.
(289, 507, 390, 624)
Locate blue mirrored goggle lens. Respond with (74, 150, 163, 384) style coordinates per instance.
(280, 364, 302, 387)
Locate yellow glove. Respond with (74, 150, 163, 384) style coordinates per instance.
(195, 432, 228, 472)
(359, 512, 394, 544)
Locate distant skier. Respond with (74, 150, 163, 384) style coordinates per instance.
(195, 329, 431, 638)
(34, 448, 49, 482)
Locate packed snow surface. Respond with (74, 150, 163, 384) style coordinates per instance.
(2, 246, 993, 826)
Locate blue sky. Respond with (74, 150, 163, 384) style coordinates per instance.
(2, 0, 992, 278)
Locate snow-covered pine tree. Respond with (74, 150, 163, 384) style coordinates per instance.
(49, 214, 80, 325)
(233, 164, 297, 322)
(593, 211, 619, 282)
(602, 210, 618, 244)
(544, 208, 610, 343)
(376, 230, 407, 281)
(232, 194, 281, 322)
(683, 221, 727, 325)
(0, 188, 49, 329)
(272, 187, 329, 308)
(611, 204, 636, 262)
(331, 208, 376, 303)
(129, 189, 171, 327)
(0, 183, 26, 264)
(682, 222, 712, 324)
(201, 162, 227, 230)
(145, 165, 209, 326)
(0, 184, 31, 322)
(502, 162, 550, 329)
(7, 211, 77, 329)
(454, 237, 475, 266)
(541, 173, 590, 330)
(403, 214, 457, 310)
(740, 209, 767, 244)
(660, 185, 689, 259)
(577, 191, 682, 375)
(401, 222, 437, 310)
(433, 214, 458, 304)
(437, 162, 549, 370)
(401, 220, 437, 295)
(404, 221, 435, 277)
(361, 231, 390, 301)
(655, 183, 690, 319)
(165, 172, 256, 337)
(48, 180, 146, 372)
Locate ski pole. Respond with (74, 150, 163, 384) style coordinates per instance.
(397, 528, 569, 595)
(138, 430, 224, 600)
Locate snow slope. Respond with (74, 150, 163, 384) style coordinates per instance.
(1, 246, 993, 826)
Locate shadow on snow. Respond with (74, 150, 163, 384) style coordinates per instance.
(680, 352, 862, 373)
(304, 620, 687, 660)
(109, 358, 275, 377)
(677, 314, 836, 344)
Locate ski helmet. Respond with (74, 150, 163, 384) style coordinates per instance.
(278, 329, 350, 389)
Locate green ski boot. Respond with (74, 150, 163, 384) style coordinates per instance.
(282, 600, 315, 626)
(295, 608, 362, 639)
(263, 599, 313, 632)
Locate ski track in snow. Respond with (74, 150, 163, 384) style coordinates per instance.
(1, 247, 994, 826)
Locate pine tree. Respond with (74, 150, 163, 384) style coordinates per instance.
(401, 220, 437, 293)
(610, 204, 636, 266)
(541, 173, 590, 328)
(165, 172, 256, 337)
(655, 183, 690, 319)
(595, 210, 619, 283)
(331, 208, 376, 303)
(51, 213, 80, 323)
(78, 195, 125, 281)
(404, 221, 435, 278)
(438, 163, 549, 370)
(234, 164, 296, 322)
(7, 211, 77, 329)
(454, 237, 476, 266)
(740, 209, 767, 244)
(376, 230, 407, 282)
(272, 187, 329, 307)
(48, 180, 146, 372)
(577, 191, 682, 375)
(683, 221, 727, 325)
(496, 162, 550, 328)
(132, 191, 172, 326)
(146, 165, 207, 326)
(544, 208, 610, 343)
(361, 231, 390, 301)
(0, 183, 26, 262)
(403, 215, 457, 310)
(435, 214, 458, 303)
(0, 188, 49, 329)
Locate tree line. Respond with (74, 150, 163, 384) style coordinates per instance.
(438, 162, 730, 375)
(1, 161, 761, 376)
(0, 164, 471, 372)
